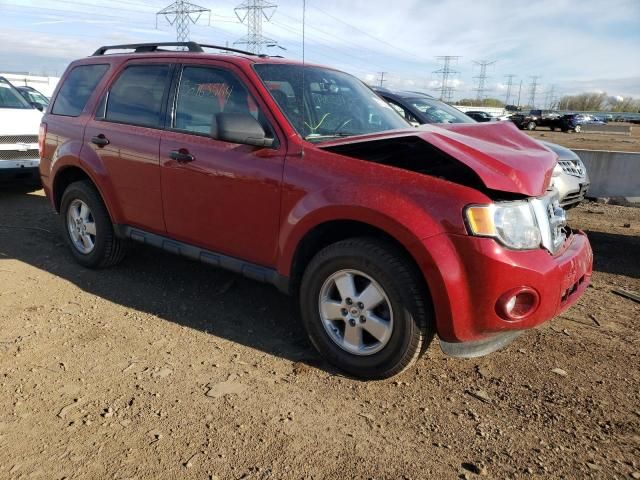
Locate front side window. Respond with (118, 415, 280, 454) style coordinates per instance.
(0, 77, 37, 109)
(105, 64, 170, 128)
(173, 66, 270, 137)
(51, 64, 109, 116)
(254, 64, 409, 142)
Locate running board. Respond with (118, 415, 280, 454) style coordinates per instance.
(113, 225, 290, 294)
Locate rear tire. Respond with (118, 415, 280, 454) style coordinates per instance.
(574, 125, 581, 133)
(299, 238, 433, 379)
(60, 180, 127, 268)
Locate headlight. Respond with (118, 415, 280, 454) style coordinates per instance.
(552, 163, 563, 177)
(465, 201, 542, 250)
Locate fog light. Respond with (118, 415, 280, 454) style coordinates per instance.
(496, 287, 540, 321)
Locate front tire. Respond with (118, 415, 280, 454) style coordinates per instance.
(60, 180, 127, 268)
(526, 121, 537, 130)
(574, 124, 581, 133)
(299, 238, 433, 379)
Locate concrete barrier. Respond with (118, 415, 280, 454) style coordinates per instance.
(574, 149, 640, 198)
(580, 124, 632, 135)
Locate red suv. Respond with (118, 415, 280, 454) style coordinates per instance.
(39, 42, 592, 379)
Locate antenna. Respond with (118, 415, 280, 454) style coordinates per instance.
(472, 60, 496, 102)
(504, 74, 516, 105)
(301, 0, 306, 151)
(234, 0, 279, 54)
(156, 1, 211, 46)
(377, 71, 387, 87)
(433, 56, 460, 102)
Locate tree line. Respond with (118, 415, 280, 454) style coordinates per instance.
(452, 93, 640, 112)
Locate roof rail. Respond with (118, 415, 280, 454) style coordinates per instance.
(92, 41, 267, 58)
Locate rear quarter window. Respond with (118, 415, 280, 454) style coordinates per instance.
(51, 64, 109, 117)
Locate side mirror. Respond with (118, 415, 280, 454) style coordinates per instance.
(215, 112, 274, 148)
(31, 102, 43, 112)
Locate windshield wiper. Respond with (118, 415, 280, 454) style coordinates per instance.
(305, 132, 354, 141)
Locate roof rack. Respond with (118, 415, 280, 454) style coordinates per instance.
(92, 41, 268, 58)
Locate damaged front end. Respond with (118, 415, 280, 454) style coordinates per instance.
(319, 121, 557, 199)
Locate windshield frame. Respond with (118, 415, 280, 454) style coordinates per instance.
(0, 77, 34, 109)
(253, 63, 411, 143)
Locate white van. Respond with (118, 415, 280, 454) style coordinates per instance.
(0, 76, 42, 185)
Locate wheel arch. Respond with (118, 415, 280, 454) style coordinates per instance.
(52, 165, 120, 224)
(284, 218, 433, 302)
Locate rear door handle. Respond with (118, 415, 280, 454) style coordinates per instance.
(169, 149, 195, 163)
(91, 134, 109, 147)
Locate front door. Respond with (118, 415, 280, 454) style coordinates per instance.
(160, 63, 286, 267)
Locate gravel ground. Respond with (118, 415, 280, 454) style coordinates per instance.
(0, 189, 638, 480)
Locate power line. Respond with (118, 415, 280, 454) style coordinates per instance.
(528, 75, 541, 108)
(504, 74, 516, 105)
(234, 0, 278, 54)
(433, 56, 460, 102)
(473, 59, 496, 102)
(156, 0, 210, 44)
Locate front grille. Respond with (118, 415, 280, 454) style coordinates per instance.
(0, 149, 39, 160)
(559, 159, 585, 177)
(0, 135, 38, 145)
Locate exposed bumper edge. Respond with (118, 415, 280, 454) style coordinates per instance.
(439, 330, 523, 358)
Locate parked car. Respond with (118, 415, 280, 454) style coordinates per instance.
(465, 110, 495, 122)
(373, 88, 589, 208)
(370, 87, 475, 125)
(0, 76, 42, 185)
(40, 42, 592, 379)
(558, 114, 605, 133)
(509, 109, 561, 130)
(15, 85, 49, 111)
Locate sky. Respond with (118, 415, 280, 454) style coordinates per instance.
(1, 0, 639, 104)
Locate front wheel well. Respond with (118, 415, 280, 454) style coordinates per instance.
(289, 220, 429, 299)
(53, 167, 93, 212)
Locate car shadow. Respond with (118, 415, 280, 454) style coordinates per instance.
(0, 189, 330, 372)
(584, 229, 640, 279)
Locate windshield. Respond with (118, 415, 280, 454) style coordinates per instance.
(0, 78, 33, 109)
(408, 98, 474, 124)
(254, 64, 410, 142)
(19, 88, 49, 106)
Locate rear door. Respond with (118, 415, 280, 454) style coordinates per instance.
(159, 61, 286, 266)
(84, 59, 174, 233)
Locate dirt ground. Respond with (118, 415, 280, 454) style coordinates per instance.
(524, 123, 640, 153)
(0, 188, 639, 480)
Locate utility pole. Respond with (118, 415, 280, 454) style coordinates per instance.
(504, 74, 516, 105)
(544, 84, 556, 109)
(156, 0, 211, 45)
(472, 60, 496, 103)
(433, 56, 460, 102)
(234, 0, 278, 54)
(528, 76, 541, 108)
(377, 72, 387, 88)
(516, 80, 523, 107)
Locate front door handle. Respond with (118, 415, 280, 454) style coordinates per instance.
(169, 149, 195, 163)
(91, 134, 109, 147)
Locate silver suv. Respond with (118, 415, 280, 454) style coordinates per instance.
(541, 141, 590, 209)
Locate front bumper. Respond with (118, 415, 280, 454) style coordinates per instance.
(0, 164, 41, 183)
(421, 230, 592, 352)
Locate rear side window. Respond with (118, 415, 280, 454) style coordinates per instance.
(51, 64, 109, 116)
(105, 65, 170, 128)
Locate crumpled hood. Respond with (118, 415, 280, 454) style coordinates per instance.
(321, 122, 558, 197)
